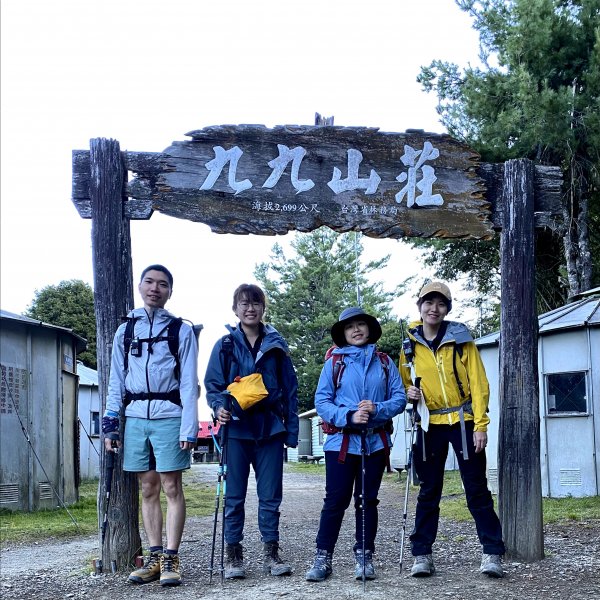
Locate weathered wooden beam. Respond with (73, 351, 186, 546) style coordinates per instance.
(477, 162, 563, 231)
(89, 137, 141, 571)
(497, 158, 544, 562)
(73, 149, 155, 219)
(71, 127, 563, 238)
(73, 126, 490, 237)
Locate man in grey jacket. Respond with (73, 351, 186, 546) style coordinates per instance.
(102, 265, 199, 587)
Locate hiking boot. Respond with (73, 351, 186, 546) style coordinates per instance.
(354, 549, 376, 580)
(480, 553, 504, 578)
(128, 552, 161, 584)
(305, 548, 333, 582)
(411, 554, 435, 577)
(263, 541, 292, 576)
(224, 543, 246, 579)
(159, 553, 182, 587)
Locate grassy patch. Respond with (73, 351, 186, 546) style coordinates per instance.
(542, 495, 600, 523)
(285, 462, 325, 474)
(0, 472, 216, 545)
(0, 480, 99, 544)
(395, 470, 600, 524)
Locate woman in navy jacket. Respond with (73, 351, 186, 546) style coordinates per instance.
(305, 307, 406, 582)
(204, 284, 299, 580)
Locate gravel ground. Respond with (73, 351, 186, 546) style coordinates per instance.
(1, 463, 599, 600)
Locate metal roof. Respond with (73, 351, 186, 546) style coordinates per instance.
(76, 361, 98, 386)
(299, 408, 317, 418)
(538, 291, 600, 332)
(0, 309, 87, 353)
(476, 288, 600, 347)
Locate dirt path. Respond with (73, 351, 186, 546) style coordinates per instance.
(1, 463, 599, 600)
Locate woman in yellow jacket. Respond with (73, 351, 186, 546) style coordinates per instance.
(399, 281, 505, 579)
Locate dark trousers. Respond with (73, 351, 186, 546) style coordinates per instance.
(315, 448, 387, 553)
(410, 421, 505, 556)
(224, 435, 284, 544)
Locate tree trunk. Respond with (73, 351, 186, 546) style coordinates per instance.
(577, 194, 592, 291)
(89, 137, 140, 571)
(498, 158, 544, 561)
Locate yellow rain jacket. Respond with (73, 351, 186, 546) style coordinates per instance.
(399, 320, 490, 432)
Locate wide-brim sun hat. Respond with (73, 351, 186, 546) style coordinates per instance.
(330, 307, 382, 347)
(417, 281, 453, 312)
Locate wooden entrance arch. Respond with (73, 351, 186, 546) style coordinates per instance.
(72, 125, 561, 569)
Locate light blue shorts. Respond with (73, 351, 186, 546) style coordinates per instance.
(123, 417, 191, 473)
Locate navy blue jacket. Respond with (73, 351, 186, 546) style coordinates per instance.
(204, 323, 299, 447)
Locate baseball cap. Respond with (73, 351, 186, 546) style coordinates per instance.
(417, 281, 453, 311)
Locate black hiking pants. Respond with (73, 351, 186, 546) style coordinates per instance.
(315, 448, 387, 553)
(410, 421, 505, 556)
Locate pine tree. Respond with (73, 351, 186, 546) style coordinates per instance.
(416, 0, 600, 305)
(254, 228, 403, 412)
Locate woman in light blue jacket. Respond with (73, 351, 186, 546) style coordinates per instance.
(306, 307, 406, 583)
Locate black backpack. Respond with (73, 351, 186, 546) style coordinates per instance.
(123, 316, 183, 379)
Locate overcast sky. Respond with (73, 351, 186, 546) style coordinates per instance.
(1, 0, 482, 414)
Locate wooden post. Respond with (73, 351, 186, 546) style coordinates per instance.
(89, 137, 141, 570)
(498, 158, 544, 561)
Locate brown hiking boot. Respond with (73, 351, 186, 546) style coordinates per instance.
(263, 541, 292, 576)
(160, 553, 182, 587)
(128, 552, 161, 584)
(225, 543, 246, 579)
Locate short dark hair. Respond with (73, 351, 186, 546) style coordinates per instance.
(140, 264, 173, 288)
(232, 284, 266, 310)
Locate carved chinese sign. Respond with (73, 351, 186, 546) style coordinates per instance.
(72, 125, 494, 239)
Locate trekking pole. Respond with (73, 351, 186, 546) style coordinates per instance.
(399, 377, 420, 573)
(208, 423, 223, 584)
(101, 435, 118, 548)
(208, 395, 231, 584)
(360, 427, 367, 593)
(219, 395, 231, 585)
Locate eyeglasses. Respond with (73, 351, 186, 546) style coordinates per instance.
(237, 302, 263, 310)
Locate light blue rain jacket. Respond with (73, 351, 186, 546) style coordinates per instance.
(314, 343, 406, 456)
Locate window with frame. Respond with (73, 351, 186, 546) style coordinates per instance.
(546, 371, 588, 415)
(91, 411, 100, 436)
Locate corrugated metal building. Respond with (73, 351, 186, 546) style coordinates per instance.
(0, 310, 86, 510)
(77, 362, 100, 479)
(287, 408, 325, 462)
(477, 289, 600, 497)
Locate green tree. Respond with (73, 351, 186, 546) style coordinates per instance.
(415, 0, 600, 307)
(26, 280, 97, 368)
(255, 228, 404, 413)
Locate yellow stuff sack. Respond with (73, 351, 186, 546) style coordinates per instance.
(226, 373, 269, 410)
